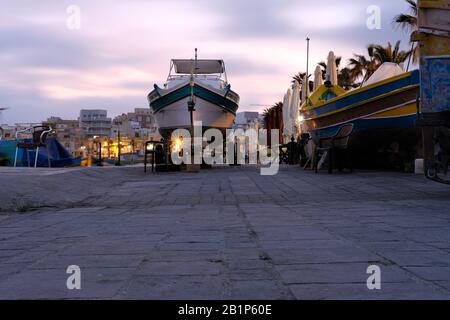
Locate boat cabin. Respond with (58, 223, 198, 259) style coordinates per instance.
(165, 59, 229, 90)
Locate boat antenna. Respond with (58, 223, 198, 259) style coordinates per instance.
(406, 43, 415, 72)
(190, 48, 197, 100)
(194, 48, 198, 77)
(188, 48, 197, 165)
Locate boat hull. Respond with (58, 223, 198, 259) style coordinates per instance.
(301, 70, 420, 138)
(149, 82, 239, 138)
(303, 97, 419, 139)
(300, 70, 422, 168)
(153, 95, 235, 127)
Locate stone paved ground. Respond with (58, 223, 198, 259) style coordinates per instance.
(0, 165, 450, 299)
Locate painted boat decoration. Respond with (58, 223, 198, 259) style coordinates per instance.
(148, 58, 239, 139)
(299, 65, 421, 167)
(300, 68, 420, 137)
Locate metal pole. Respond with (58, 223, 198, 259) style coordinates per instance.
(306, 37, 310, 100)
(144, 145, 147, 173)
(152, 150, 155, 173)
(406, 42, 415, 72)
(117, 129, 121, 166)
(188, 48, 197, 166)
(188, 101, 195, 165)
(98, 142, 103, 166)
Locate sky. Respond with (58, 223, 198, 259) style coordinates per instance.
(0, 0, 415, 124)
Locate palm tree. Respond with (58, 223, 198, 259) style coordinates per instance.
(318, 56, 342, 80)
(263, 102, 283, 130)
(262, 108, 271, 129)
(292, 72, 306, 85)
(291, 71, 314, 95)
(393, 0, 419, 63)
(348, 46, 378, 84)
(272, 101, 283, 111)
(338, 68, 360, 90)
(347, 41, 412, 86)
(369, 41, 413, 65)
(393, 0, 417, 32)
(348, 55, 371, 81)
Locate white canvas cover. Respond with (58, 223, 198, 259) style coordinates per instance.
(290, 81, 301, 138)
(282, 88, 293, 142)
(326, 51, 338, 86)
(313, 65, 324, 91)
(172, 59, 224, 74)
(363, 62, 405, 87)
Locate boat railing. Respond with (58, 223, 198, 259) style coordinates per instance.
(15, 126, 34, 140)
(165, 74, 228, 92)
(225, 90, 240, 104)
(167, 74, 224, 83)
(14, 125, 55, 141)
(13, 125, 53, 168)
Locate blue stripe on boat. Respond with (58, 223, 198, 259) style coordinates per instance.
(311, 114, 418, 138)
(149, 84, 239, 115)
(306, 70, 420, 118)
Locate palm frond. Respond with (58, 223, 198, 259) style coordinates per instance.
(405, 0, 418, 15)
(393, 14, 417, 32)
(393, 0, 417, 33)
(291, 72, 306, 84)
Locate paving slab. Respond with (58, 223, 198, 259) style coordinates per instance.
(0, 166, 449, 299)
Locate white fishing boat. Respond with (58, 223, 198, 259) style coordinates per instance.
(147, 52, 240, 139)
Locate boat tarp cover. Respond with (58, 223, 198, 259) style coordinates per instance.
(172, 59, 224, 74)
(0, 137, 80, 167)
(363, 62, 405, 87)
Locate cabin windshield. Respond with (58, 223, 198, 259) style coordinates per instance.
(172, 59, 224, 74)
(165, 59, 228, 90)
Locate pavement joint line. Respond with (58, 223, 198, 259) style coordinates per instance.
(302, 210, 450, 297)
(1, 166, 450, 299)
(114, 230, 172, 299)
(235, 203, 296, 300)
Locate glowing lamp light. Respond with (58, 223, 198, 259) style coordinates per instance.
(172, 137, 183, 153)
(146, 142, 155, 151)
(298, 115, 305, 123)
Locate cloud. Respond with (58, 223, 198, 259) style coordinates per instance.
(0, 0, 415, 124)
(0, 27, 96, 69)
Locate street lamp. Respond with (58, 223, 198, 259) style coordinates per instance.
(93, 136, 103, 166)
(114, 121, 122, 166)
(144, 140, 158, 173)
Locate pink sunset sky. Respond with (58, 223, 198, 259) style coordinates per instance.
(0, 0, 414, 124)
